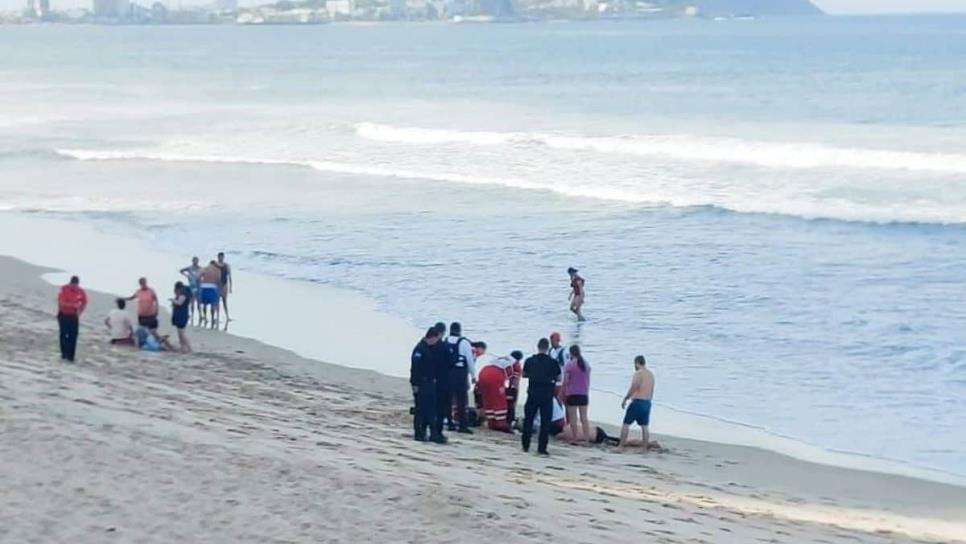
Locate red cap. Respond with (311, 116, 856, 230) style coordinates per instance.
(550, 332, 561, 341)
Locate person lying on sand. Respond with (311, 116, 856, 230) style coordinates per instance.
(135, 326, 175, 352)
(620, 355, 655, 452)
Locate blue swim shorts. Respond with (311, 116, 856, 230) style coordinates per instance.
(623, 399, 652, 427)
(200, 284, 219, 305)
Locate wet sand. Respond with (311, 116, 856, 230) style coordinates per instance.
(2, 255, 965, 543)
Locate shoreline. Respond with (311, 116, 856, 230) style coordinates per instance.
(3, 254, 966, 542)
(2, 210, 964, 488)
(1, 210, 964, 489)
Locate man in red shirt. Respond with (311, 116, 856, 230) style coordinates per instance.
(57, 276, 88, 362)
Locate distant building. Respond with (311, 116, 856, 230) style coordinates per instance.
(93, 0, 131, 20)
(215, 0, 238, 11)
(150, 1, 167, 22)
(325, 0, 352, 18)
(478, 0, 512, 16)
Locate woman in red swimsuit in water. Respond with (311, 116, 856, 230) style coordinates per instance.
(568, 267, 586, 321)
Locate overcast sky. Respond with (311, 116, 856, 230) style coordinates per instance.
(4, 0, 966, 15)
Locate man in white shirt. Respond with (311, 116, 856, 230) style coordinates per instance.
(105, 298, 135, 346)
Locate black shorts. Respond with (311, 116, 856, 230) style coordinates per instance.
(138, 315, 159, 330)
(566, 394, 588, 407)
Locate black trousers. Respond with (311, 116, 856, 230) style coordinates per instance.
(57, 314, 79, 361)
(414, 380, 441, 440)
(435, 378, 450, 432)
(448, 368, 469, 430)
(521, 391, 554, 454)
(505, 386, 519, 425)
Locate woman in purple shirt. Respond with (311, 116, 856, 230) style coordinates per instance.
(561, 344, 591, 443)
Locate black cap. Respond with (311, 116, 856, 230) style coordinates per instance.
(567, 267, 577, 274)
(511, 350, 523, 360)
(69, 276, 80, 284)
(450, 322, 462, 336)
(426, 327, 440, 338)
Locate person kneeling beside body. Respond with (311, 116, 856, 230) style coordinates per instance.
(476, 350, 522, 432)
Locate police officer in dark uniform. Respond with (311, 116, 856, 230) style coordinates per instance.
(445, 322, 475, 434)
(521, 337, 561, 455)
(431, 322, 452, 434)
(411, 327, 447, 444)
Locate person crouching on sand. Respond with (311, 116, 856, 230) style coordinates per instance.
(619, 355, 655, 451)
(476, 350, 522, 432)
(105, 298, 135, 346)
(171, 282, 192, 353)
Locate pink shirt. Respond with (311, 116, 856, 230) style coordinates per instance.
(135, 287, 157, 317)
(563, 358, 590, 396)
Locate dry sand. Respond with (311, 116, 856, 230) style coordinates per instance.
(2, 255, 965, 544)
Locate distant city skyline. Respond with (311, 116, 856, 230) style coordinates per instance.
(3, 0, 966, 14)
(814, 0, 966, 13)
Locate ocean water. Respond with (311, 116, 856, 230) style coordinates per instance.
(1, 17, 965, 478)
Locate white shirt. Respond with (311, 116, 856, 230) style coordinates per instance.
(107, 309, 133, 340)
(531, 397, 565, 429)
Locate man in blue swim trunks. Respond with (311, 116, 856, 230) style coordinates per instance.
(198, 260, 222, 327)
(619, 355, 655, 451)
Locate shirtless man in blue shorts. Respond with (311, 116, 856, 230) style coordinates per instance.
(619, 355, 655, 451)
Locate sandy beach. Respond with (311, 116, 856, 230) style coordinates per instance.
(2, 254, 965, 544)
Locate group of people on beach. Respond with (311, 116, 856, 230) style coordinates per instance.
(178, 253, 233, 327)
(54, 253, 233, 360)
(410, 269, 656, 455)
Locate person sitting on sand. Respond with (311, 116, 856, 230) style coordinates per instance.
(105, 298, 135, 346)
(170, 281, 192, 353)
(476, 350, 523, 432)
(620, 355, 655, 451)
(561, 344, 592, 443)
